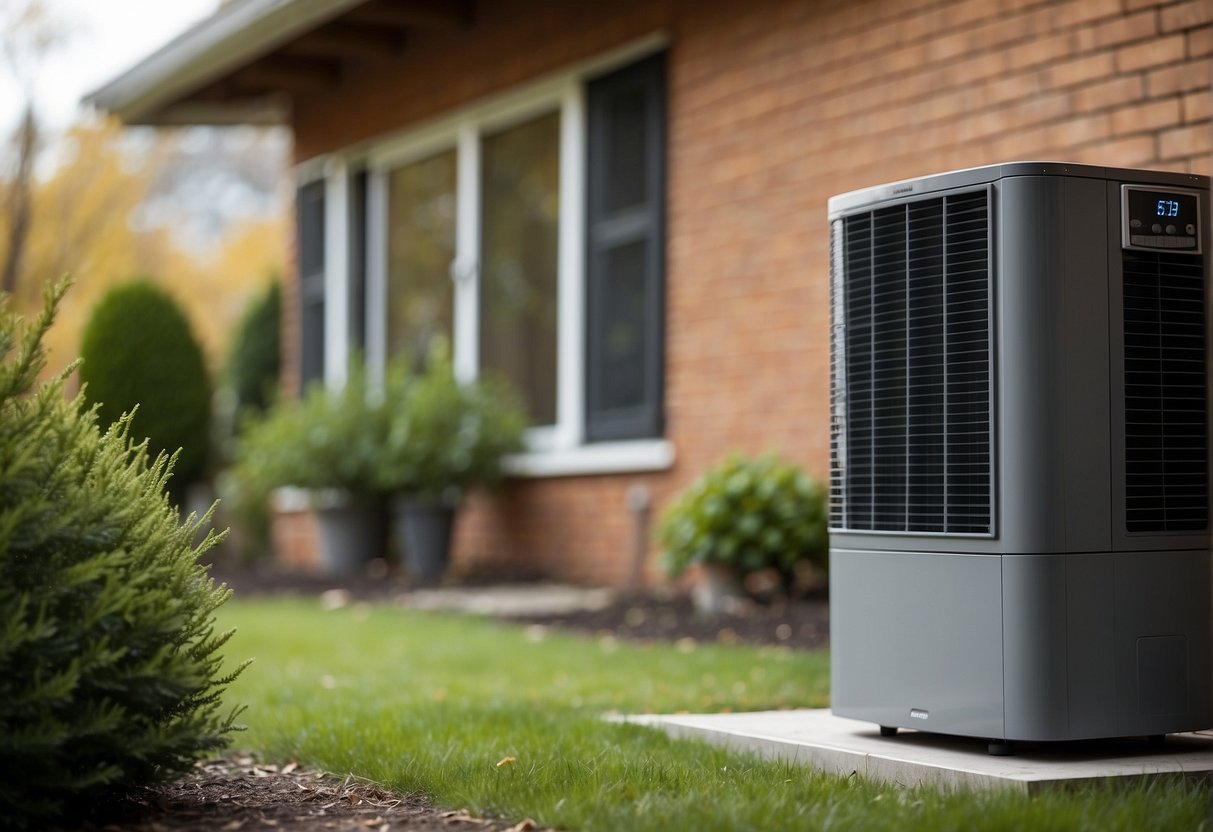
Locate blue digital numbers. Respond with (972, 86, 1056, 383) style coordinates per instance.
(1156, 199, 1180, 217)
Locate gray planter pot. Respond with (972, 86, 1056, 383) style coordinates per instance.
(392, 497, 457, 583)
(311, 491, 386, 576)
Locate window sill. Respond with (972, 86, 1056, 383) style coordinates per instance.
(504, 439, 674, 478)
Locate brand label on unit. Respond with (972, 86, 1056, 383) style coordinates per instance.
(909, 708, 929, 721)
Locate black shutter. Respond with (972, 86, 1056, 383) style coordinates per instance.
(297, 179, 325, 391)
(585, 53, 666, 441)
(348, 169, 368, 354)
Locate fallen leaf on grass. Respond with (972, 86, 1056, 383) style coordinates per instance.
(496, 757, 516, 768)
(358, 819, 385, 827)
(221, 821, 243, 831)
(281, 761, 299, 774)
(508, 820, 537, 832)
(441, 810, 488, 825)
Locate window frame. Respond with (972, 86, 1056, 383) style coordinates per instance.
(299, 34, 673, 476)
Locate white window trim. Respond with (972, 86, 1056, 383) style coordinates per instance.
(504, 439, 675, 478)
(306, 32, 673, 478)
(323, 156, 350, 390)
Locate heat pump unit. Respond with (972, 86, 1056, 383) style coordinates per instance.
(828, 162, 1212, 753)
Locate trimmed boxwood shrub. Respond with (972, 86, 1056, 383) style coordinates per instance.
(225, 279, 281, 417)
(0, 282, 243, 828)
(79, 281, 211, 496)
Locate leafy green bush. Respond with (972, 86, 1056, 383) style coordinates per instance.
(376, 351, 527, 501)
(235, 363, 387, 501)
(225, 279, 281, 417)
(79, 281, 212, 496)
(237, 353, 526, 504)
(0, 283, 243, 828)
(658, 453, 828, 580)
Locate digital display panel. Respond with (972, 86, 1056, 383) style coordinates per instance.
(1123, 185, 1202, 253)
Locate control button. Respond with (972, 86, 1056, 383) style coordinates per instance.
(1166, 224, 1176, 234)
(1131, 234, 1147, 245)
(1131, 219, 1143, 229)
(1163, 236, 1180, 247)
(1178, 237, 1196, 248)
(1187, 224, 1197, 235)
(1152, 223, 1163, 233)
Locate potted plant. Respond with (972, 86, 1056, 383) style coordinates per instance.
(236, 364, 389, 575)
(657, 453, 828, 613)
(376, 351, 526, 582)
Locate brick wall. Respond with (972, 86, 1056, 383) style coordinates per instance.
(283, 0, 1213, 584)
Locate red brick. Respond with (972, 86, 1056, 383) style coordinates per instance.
(1068, 135, 1157, 165)
(1071, 75, 1146, 112)
(1116, 34, 1186, 71)
(1112, 97, 1183, 134)
(1051, 0, 1122, 29)
(1159, 123, 1213, 157)
(1044, 52, 1116, 89)
(1146, 57, 1213, 95)
(1084, 10, 1158, 49)
(1184, 89, 1213, 121)
(1188, 24, 1213, 57)
(1161, 0, 1213, 33)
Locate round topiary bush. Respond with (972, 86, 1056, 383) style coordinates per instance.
(658, 452, 829, 584)
(225, 279, 281, 417)
(0, 282, 243, 828)
(79, 281, 212, 497)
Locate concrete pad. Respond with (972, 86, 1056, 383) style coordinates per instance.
(398, 584, 616, 617)
(618, 709, 1213, 793)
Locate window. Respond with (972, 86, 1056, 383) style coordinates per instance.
(297, 179, 325, 390)
(480, 112, 561, 426)
(387, 150, 457, 361)
(310, 45, 671, 473)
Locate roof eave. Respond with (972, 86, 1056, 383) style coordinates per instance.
(83, 0, 366, 125)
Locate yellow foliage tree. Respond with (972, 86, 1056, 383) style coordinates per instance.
(0, 115, 284, 377)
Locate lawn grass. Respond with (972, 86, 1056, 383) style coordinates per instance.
(218, 598, 1206, 831)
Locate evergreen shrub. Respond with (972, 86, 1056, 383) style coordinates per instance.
(225, 279, 281, 417)
(79, 281, 212, 495)
(0, 283, 244, 828)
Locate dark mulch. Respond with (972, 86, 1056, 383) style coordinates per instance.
(60, 756, 538, 832)
(510, 589, 829, 651)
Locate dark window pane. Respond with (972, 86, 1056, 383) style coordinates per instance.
(480, 112, 560, 427)
(599, 240, 648, 411)
(387, 150, 457, 359)
(606, 87, 647, 213)
(297, 180, 325, 390)
(585, 53, 665, 441)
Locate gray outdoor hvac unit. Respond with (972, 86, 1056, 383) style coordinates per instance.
(828, 162, 1212, 753)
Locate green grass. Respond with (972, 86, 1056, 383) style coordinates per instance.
(218, 598, 1207, 831)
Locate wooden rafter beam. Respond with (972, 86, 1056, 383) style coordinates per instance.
(348, 0, 473, 30)
(231, 55, 342, 95)
(287, 20, 407, 61)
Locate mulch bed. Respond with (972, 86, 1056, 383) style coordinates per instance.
(62, 756, 539, 832)
(62, 563, 828, 830)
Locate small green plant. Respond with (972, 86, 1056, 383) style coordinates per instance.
(235, 362, 387, 500)
(376, 349, 527, 501)
(225, 279, 281, 418)
(658, 452, 828, 580)
(0, 283, 244, 828)
(79, 280, 212, 497)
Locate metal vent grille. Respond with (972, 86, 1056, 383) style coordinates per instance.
(1123, 250, 1208, 533)
(830, 190, 992, 534)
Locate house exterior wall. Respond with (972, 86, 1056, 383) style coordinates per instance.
(279, 0, 1213, 585)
